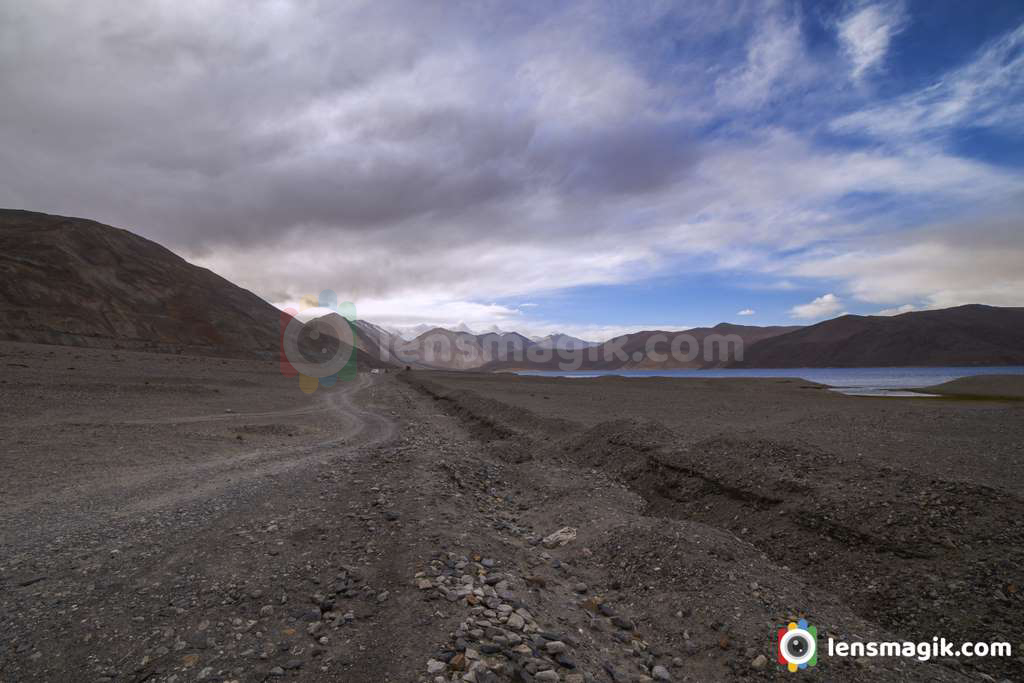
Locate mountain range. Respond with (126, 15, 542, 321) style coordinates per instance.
(3, 209, 1022, 370)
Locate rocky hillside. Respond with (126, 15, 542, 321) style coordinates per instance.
(0, 209, 389, 369)
(732, 305, 1024, 367)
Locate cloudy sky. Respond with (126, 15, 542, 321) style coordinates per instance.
(2, 1, 1022, 340)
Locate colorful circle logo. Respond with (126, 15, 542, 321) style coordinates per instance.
(279, 289, 357, 393)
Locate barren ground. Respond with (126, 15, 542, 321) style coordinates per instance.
(1, 342, 1021, 682)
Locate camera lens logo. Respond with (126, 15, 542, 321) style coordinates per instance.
(279, 289, 357, 394)
(777, 619, 818, 672)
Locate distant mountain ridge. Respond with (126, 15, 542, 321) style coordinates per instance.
(731, 305, 1024, 368)
(354, 309, 1024, 371)
(5, 209, 1021, 371)
(475, 323, 802, 372)
(532, 333, 598, 350)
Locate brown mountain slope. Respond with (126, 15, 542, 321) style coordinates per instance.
(0, 209, 388, 369)
(731, 305, 1024, 367)
(481, 323, 802, 371)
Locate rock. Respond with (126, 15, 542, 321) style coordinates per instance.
(269, 667, 285, 677)
(426, 659, 446, 674)
(572, 582, 588, 594)
(283, 659, 303, 670)
(417, 578, 434, 590)
(603, 664, 630, 683)
(197, 667, 214, 680)
(535, 671, 560, 682)
(611, 616, 634, 630)
(507, 613, 525, 630)
(652, 664, 672, 681)
(545, 641, 567, 654)
(542, 527, 577, 548)
(751, 654, 767, 670)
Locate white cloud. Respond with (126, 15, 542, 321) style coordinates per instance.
(833, 22, 1024, 137)
(875, 304, 917, 315)
(715, 13, 811, 109)
(838, 3, 908, 81)
(789, 217, 1024, 310)
(790, 293, 845, 319)
(737, 308, 756, 316)
(3, 1, 1023, 333)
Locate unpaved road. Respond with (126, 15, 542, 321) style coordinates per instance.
(1, 342, 1018, 682)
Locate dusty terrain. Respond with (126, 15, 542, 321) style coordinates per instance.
(2, 342, 1022, 682)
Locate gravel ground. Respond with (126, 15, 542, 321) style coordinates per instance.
(1, 343, 1020, 682)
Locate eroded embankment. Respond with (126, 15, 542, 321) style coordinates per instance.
(400, 372, 1024, 681)
(400, 373, 576, 462)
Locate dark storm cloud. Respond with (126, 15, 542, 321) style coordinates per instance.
(0, 1, 698, 248)
(2, 0, 1022, 325)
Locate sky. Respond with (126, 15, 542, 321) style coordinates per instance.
(2, 0, 1023, 341)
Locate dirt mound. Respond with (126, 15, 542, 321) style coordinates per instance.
(561, 418, 677, 470)
(399, 372, 577, 462)
(556, 424, 1024, 680)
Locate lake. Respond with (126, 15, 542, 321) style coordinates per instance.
(514, 366, 1024, 396)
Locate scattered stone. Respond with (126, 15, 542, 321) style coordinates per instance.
(652, 664, 672, 681)
(525, 575, 547, 588)
(751, 654, 768, 670)
(611, 616, 634, 631)
(542, 527, 577, 548)
(426, 659, 446, 674)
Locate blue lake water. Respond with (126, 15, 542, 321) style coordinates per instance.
(514, 366, 1024, 396)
